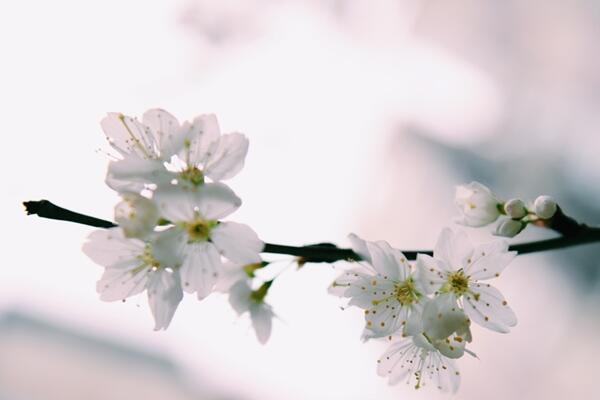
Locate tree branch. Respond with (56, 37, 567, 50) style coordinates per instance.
(23, 199, 600, 263)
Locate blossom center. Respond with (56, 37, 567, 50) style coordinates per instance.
(133, 245, 161, 274)
(179, 166, 205, 186)
(447, 270, 469, 296)
(184, 216, 216, 242)
(394, 277, 418, 306)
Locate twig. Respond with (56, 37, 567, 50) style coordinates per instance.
(23, 199, 600, 263)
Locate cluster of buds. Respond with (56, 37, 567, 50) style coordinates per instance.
(329, 229, 517, 392)
(82, 109, 274, 341)
(455, 181, 558, 238)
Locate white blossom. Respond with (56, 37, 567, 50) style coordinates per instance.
(101, 109, 249, 192)
(101, 109, 188, 192)
(153, 183, 263, 299)
(455, 181, 502, 227)
(377, 337, 461, 392)
(114, 192, 159, 239)
(416, 228, 517, 333)
(82, 228, 183, 330)
(377, 296, 473, 392)
(229, 280, 275, 344)
(534, 195, 557, 219)
(329, 234, 423, 338)
(173, 114, 249, 186)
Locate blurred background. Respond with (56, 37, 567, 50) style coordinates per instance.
(2, 0, 600, 398)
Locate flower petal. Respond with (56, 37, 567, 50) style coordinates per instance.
(466, 240, 516, 280)
(250, 303, 274, 344)
(142, 109, 183, 158)
(194, 183, 242, 220)
(365, 241, 405, 281)
(415, 254, 448, 295)
(464, 283, 517, 332)
(204, 132, 249, 181)
(377, 339, 414, 384)
(152, 185, 197, 222)
(184, 114, 222, 166)
(96, 264, 150, 302)
(147, 269, 183, 330)
(105, 174, 146, 194)
(364, 302, 409, 338)
(229, 280, 252, 314)
(429, 352, 461, 393)
(434, 228, 473, 268)
(422, 293, 467, 341)
(211, 222, 263, 263)
(179, 242, 222, 298)
(348, 233, 372, 264)
(82, 228, 144, 267)
(215, 262, 248, 292)
(151, 228, 185, 267)
(101, 112, 157, 158)
(328, 268, 372, 298)
(107, 155, 171, 189)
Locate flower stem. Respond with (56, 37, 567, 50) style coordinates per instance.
(23, 199, 600, 263)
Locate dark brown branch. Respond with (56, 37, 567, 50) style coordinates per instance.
(24, 199, 600, 263)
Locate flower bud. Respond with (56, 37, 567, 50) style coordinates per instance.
(494, 219, 526, 238)
(533, 195, 557, 219)
(455, 182, 501, 227)
(115, 193, 159, 238)
(503, 198, 527, 219)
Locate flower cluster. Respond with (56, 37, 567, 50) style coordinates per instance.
(83, 109, 273, 340)
(329, 228, 517, 392)
(455, 181, 558, 238)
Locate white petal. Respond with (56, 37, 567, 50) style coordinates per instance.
(464, 283, 516, 332)
(434, 228, 473, 268)
(377, 338, 414, 383)
(153, 185, 197, 222)
(215, 262, 248, 292)
(203, 132, 249, 181)
(435, 334, 466, 359)
(328, 268, 372, 298)
(415, 254, 448, 295)
(185, 114, 222, 166)
(466, 240, 516, 280)
(147, 269, 183, 330)
(194, 183, 242, 220)
(348, 233, 372, 263)
(365, 241, 404, 280)
(101, 112, 157, 158)
(429, 352, 461, 393)
(179, 242, 222, 298)
(107, 156, 171, 188)
(403, 304, 425, 337)
(211, 222, 263, 263)
(151, 228, 186, 267)
(229, 280, 252, 314)
(422, 293, 467, 341)
(364, 301, 409, 338)
(142, 109, 182, 158)
(96, 264, 150, 301)
(82, 228, 144, 267)
(105, 174, 145, 193)
(250, 303, 274, 344)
